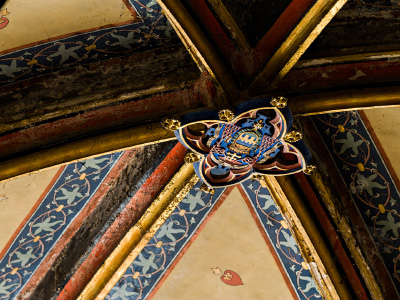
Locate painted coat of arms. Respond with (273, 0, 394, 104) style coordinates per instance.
(167, 97, 312, 188)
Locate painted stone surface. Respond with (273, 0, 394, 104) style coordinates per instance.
(106, 181, 226, 300)
(0, 166, 61, 251)
(0, 8, 9, 31)
(152, 187, 298, 300)
(175, 98, 311, 187)
(0, 152, 123, 299)
(0, 0, 178, 88)
(312, 111, 400, 294)
(0, 0, 133, 51)
(107, 179, 321, 300)
(242, 180, 321, 300)
(347, 0, 400, 10)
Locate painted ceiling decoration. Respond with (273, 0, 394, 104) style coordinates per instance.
(3, 0, 400, 299)
(0, 152, 124, 299)
(168, 97, 312, 188)
(105, 179, 321, 300)
(312, 111, 400, 296)
(0, 8, 9, 30)
(0, 0, 177, 88)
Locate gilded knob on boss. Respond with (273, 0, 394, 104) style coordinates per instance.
(200, 183, 216, 195)
(184, 152, 201, 163)
(218, 109, 235, 122)
(284, 131, 303, 143)
(161, 118, 181, 131)
(304, 165, 317, 175)
(270, 96, 288, 108)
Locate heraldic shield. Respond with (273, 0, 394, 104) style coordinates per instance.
(173, 98, 312, 188)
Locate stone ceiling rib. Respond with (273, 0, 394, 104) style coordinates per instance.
(249, 0, 348, 94)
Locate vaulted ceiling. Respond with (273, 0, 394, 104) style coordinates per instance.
(1, 0, 400, 299)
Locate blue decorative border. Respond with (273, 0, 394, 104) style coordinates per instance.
(241, 179, 321, 300)
(0, 151, 123, 299)
(106, 178, 321, 300)
(312, 111, 400, 294)
(106, 181, 225, 300)
(0, 0, 179, 88)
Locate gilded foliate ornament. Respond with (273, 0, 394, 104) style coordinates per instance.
(270, 96, 288, 108)
(184, 152, 201, 163)
(218, 109, 235, 122)
(200, 183, 215, 195)
(161, 118, 181, 131)
(251, 174, 264, 181)
(304, 165, 317, 175)
(284, 131, 303, 143)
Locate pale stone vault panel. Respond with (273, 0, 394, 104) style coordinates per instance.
(105, 180, 320, 300)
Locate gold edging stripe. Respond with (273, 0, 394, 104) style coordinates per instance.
(249, 0, 348, 93)
(263, 175, 348, 300)
(0, 123, 175, 183)
(290, 86, 400, 116)
(310, 171, 384, 300)
(296, 51, 400, 68)
(78, 162, 198, 300)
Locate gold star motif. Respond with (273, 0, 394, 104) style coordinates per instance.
(253, 120, 263, 130)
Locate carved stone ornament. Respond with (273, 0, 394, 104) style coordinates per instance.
(174, 97, 312, 187)
(161, 118, 181, 131)
(200, 183, 216, 195)
(218, 109, 235, 122)
(284, 130, 303, 143)
(270, 96, 288, 108)
(303, 165, 317, 175)
(184, 152, 201, 163)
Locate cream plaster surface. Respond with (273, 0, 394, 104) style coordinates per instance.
(152, 187, 295, 300)
(0, 166, 60, 252)
(1, 0, 135, 52)
(363, 108, 400, 180)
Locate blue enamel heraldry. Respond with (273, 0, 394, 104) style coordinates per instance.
(173, 98, 312, 187)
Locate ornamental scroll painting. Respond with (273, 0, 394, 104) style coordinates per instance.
(173, 98, 312, 187)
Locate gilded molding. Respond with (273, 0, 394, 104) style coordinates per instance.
(296, 51, 400, 68)
(262, 175, 347, 300)
(249, 0, 348, 93)
(77, 162, 198, 300)
(4, 86, 400, 184)
(303, 165, 317, 175)
(290, 86, 400, 116)
(0, 122, 175, 183)
(309, 170, 385, 300)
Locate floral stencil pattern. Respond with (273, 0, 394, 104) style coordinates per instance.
(312, 111, 400, 293)
(0, 0, 178, 88)
(0, 152, 123, 299)
(107, 179, 321, 299)
(106, 181, 226, 300)
(242, 180, 321, 300)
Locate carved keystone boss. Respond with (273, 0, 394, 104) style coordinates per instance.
(170, 97, 312, 187)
